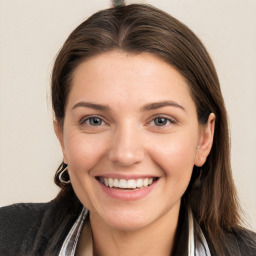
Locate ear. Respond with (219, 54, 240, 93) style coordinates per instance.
(54, 120, 68, 163)
(194, 113, 215, 167)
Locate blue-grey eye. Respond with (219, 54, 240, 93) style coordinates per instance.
(87, 117, 103, 126)
(153, 117, 169, 126)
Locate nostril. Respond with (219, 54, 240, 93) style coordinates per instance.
(108, 150, 144, 166)
(108, 145, 144, 166)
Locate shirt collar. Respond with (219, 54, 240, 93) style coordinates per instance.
(58, 207, 91, 256)
(59, 207, 211, 256)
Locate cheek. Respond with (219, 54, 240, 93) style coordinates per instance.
(63, 131, 109, 173)
(62, 132, 110, 211)
(148, 132, 198, 179)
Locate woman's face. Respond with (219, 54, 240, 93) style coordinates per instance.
(56, 51, 214, 231)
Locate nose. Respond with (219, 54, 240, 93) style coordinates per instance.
(108, 126, 145, 167)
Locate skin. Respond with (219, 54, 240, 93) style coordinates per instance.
(55, 50, 215, 256)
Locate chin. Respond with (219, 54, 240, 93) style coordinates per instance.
(94, 206, 155, 232)
(105, 216, 152, 232)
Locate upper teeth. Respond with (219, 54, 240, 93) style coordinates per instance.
(99, 177, 154, 189)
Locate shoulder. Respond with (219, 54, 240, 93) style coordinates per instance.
(234, 228, 256, 255)
(0, 201, 51, 218)
(0, 201, 54, 230)
(0, 193, 83, 256)
(0, 201, 52, 236)
(226, 228, 256, 256)
(0, 201, 55, 255)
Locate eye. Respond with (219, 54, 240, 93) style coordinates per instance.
(80, 115, 106, 126)
(153, 117, 169, 126)
(148, 116, 176, 127)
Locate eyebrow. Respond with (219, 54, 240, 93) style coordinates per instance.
(72, 100, 185, 112)
(141, 101, 185, 112)
(72, 102, 110, 111)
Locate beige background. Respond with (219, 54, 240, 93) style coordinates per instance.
(0, 0, 255, 231)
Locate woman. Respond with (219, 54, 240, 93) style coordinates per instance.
(0, 3, 255, 256)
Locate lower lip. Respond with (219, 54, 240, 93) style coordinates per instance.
(97, 179, 158, 201)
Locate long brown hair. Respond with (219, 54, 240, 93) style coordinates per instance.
(52, 4, 242, 254)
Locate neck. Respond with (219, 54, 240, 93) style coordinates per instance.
(88, 204, 180, 256)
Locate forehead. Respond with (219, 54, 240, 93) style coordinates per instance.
(67, 51, 195, 113)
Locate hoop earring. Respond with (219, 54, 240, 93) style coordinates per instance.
(59, 165, 71, 184)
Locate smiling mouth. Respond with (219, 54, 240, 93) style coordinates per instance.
(97, 177, 158, 190)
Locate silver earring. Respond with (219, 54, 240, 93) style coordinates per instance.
(59, 165, 71, 184)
